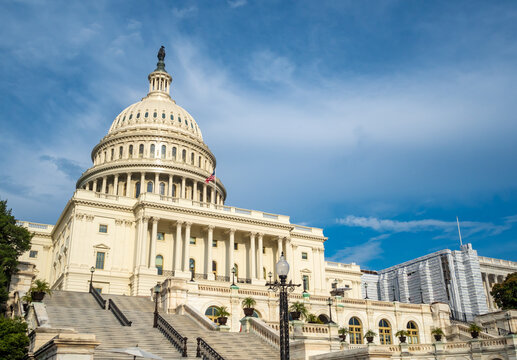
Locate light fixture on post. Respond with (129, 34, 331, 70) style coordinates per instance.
(327, 297, 334, 324)
(190, 261, 195, 282)
(153, 282, 161, 328)
(364, 283, 369, 299)
(231, 266, 236, 287)
(265, 253, 300, 360)
(89, 266, 95, 291)
(268, 271, 273, 290)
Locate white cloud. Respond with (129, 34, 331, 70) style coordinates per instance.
(227, 0, 247, 8)
(172, 5, 198, 19)
(248, 50, 295, 84)
(328, 239, 384, 265)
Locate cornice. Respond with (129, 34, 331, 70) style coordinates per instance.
(290, 232, 327, 242)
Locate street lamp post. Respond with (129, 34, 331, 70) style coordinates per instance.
(268, 271, 273, 290)
(364, 283, 369, 299)
(327, 297, 334, 324)
(265, 253, 300, 360)
(231, 266, 236, 286)
(89, 266, 95, 291)
(190, 261, 195, 282)
(153, 283, 161, 328)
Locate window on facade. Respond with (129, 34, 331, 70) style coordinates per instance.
(170, 114, 174, 121)
(212, 240, 217, 247)
(263, 247, 266, 254)
(147, 181, 153, 193)
(379, 319, 392, 344)
(139, 144, 144, 158)
(234, 263, 239, 277)
(110, 148, 114, 160)
(161, 145, 166, 159)
(145, 112, 149, 118)
(234, 243, 238, 250)
(205, 306, 218, 322)
(212, 261, 217, 276)
(178, 117, 182, 123)
(189, 258, 195, 272)
(129, 114, 133, 120)
(198, 156, 201, 167)
(407, 321, 419, 344)
(349, 317, 363, 344)
(135, 182, 141, 198)
(318, 314, 330, 324)
(172, 147, 177, 160)
(190, 153, 194, 164)
(182, 149, 187, 162)
(159, 182, 166, 195)
(156, 255, 163, 275)
(189, 237, 196, 245)
(99, 224, 108, 233)
(302, 252, 308, 260)
(302, 275, 310, 292)
(129, 145, 133, 157)
(150, 144, 155, 158)
(119, 146, 123, 158)
(136, 112, 140, 119)
(263, 267, 266, 280)
(153, 112, 157, 118)
(29, 250, 38, 258)
(95, 252, 105, 269)
(157, 232, 164, 241)
(94, 287, 102, 293)
(162, 113, 165, 119)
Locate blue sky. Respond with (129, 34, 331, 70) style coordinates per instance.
(1, 0, 517, 269)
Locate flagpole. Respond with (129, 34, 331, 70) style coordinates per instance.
(213, 168, 217, 206)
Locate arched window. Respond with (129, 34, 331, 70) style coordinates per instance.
(182, 149, 187, 162)
(379, 319, 392, 344)
(198, 156, 201, 167)
(407, 321, 419, 344)
(170, 114, 174, 121)
(349, 317, 363, 344)
(129, 145, 133, 157)
(159, 182, 166, 195)
(178, 116, 182, 123)
(172, 147, 177, 160)
(190, 152, 194, 164)
(252, 310, 261, 318)
(212, 261, 217, 276)
(147, 181, 153, 193)
(153, 112, 157, 118)
(135, 182, 141, 198)
(110, 148, 114, 160)
(156, 255, 163, 275)
(150, 144, 155, 158)
(145, 112, 148, 118)
(136, 112, 140, 119)
(161, 145, 166, 159)
(205, 306, 218, 322)
(139, 144, 144, 158)
(302, 275, 310, 292)
(318, 314, 330, 324)
(189, 258, 196, 273)
(172, 184, 176, 197)
(119, 146, 123, 158)
(162, 113, 165, 119)
(234, 263, 239, 277)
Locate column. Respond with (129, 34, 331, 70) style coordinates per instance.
(228, 229, 235, 277)
(127, 173, 132, 197)
(320, 248, 326, 291)
(193, 181, 198, 201)
(93, 179, 97, 192)
(139, 217, 149, 266)
(206, 226, 214, 279)
(313, 247, 321, 291)
(149, 218, 159, 269)
(285, 239, 293, 281)
(183, 222, 191, 272)
(292, 244, 299, 284)
(211, 188, 216, 204)
(168, 174, 173, 197)
(203, 184, 207, 203)
(277, 237, 283, 259)
(154, 173, 159, 194)
(250, 233, 256, 280)
(174, 221, 183, 271)
(101, 176, 107, 194)
(257, 233, 264, 280)
(140, 172, 145, 193)
(113, 174, 119, 195)
(181, 177, 186, 198)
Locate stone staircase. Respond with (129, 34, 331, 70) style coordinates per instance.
(43, 291, 278, 359)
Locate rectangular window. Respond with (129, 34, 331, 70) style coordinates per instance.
(303, 275, 310, 291)
(189, 237, 196, 245)
(212, 240, 217, 247)
(95, 252, 105, 269)
(99, 224, 108, 233)
(301, 252, 308, 260)
(234, 243, 238, 250)
(157, 232, 164, 241)
(29, 250, 38, 258)
(263, 246, 266, 254)
(94, 287, 102, 294)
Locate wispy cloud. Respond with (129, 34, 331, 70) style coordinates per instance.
(328, 239, 384, 265)
(172, 5, 198, 19)
(227, 0, 247, 8)
(40, 155, 85, 181)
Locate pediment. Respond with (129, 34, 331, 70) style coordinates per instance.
(300, 268, 312, 273)
(93, 243, 110, 250)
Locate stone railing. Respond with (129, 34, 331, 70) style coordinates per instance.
(198, 285, 231, 294)
(17, 221, 53, 231)
(248, 317, 280, 349)
(454, 323, 495, 340)
(238, 288, 270, 297)
(180, 303, 218, 331)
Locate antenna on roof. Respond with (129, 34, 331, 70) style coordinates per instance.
(456, 216, 463, 247)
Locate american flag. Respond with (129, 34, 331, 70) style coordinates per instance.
(205, 170, 215, 183)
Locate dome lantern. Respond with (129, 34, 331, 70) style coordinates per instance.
(147, 46, 172, 98)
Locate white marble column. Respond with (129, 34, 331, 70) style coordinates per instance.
(139, 217, 149, 267)
(277, 237, 283, 259)
(127, 173, 132, 197)
(181, 177, 186, 198)
(292, 244, 299, 284)
(93, 179, 97, 192)
(211, 188, 216, 204)
(228, 228, 235, 277)
(174, 221, 183, 271)
(101, 176, 107, 194)
(313, 247, 321, 291)
(149, 217, 159, 269)
(193, 181, 198, 201)
(206, 225, 214, 280)
(168, 174, 173, 197)
(140, 172, 145, 193)
(319, 248, 326, 291)
(154, 173, 159, 194)
(203, 184, 207, 203)
(183, 222, 191, 272)
(250, 232, 256, 280)
(113, 175, 119, 195)
(257, 233, 264, 280)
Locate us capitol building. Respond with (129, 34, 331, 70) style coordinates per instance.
(10, 48, 517, 360)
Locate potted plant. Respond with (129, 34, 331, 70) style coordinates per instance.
(395, 330, 409, 343)
(288, 301, 308, 321)
(306, 313, 323, 324)
(431, 327, 444, 341)
(364, 330, 377, 344)
(21, 292, 32, 312)
(242, 297, 256, 317)
(469, 323, 482, 339)
(338, 327, 349, 342)
(30, 279, 52, 302)
(215, 306, 230, 326)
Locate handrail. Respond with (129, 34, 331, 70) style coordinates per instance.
(156, 314, 188, 357)
(182, 304, 218, 330)
(89, 285, 106, 309)
(108, 299, 132, 326)
(196, 337, 224, 360)
(249, 318, 280, 349)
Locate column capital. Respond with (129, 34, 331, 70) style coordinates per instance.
(114, 173, 119, 178)
(185, 221, 193, 228)
(228, 228, 236, 235)
(258, 232, 264, 238)
(207, 224, 215, 231)
(152, 217, 160, 224)
(176, 220, 184, 226)
(249, 232, 257, 237)
(142, 216, 151, 222)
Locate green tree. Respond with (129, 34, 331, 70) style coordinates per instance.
(0, 200, 32, 308)
(0, 317, 29, 359)
(491, 272, 517, 310)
